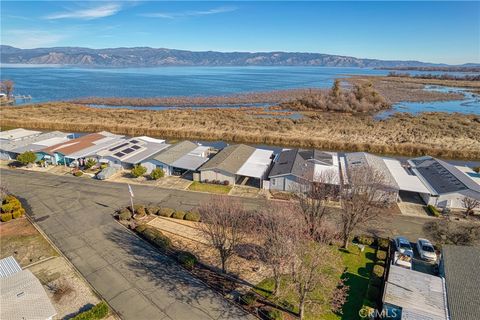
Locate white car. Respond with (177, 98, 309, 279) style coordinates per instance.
(394, 236, 413, 257)
(416, 238, 437, 262)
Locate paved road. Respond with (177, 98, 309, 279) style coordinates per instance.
(1, 169, 258, 320)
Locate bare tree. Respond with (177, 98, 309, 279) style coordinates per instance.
(288, 241, 347, 319)
(297, 170, 339, 242)
(423, 219, 480, 245)
(198, 196, 248, 273)
(462, 196, 480, 217)
(258, 202, 304, 296)
(339, 165, 391, 249)
(0, 80, 14, 97)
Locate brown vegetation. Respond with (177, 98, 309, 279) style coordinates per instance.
(387, 71, 480, 81)
(377, 66, 480, 72)
(2, 102, 479, 159)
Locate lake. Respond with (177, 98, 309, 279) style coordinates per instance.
(1, 65, 479, 115)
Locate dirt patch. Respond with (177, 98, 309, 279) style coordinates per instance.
(0, 217, 58, 266)
(28, 256, 101, 320)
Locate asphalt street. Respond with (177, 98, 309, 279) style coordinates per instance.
(1, 169, 258, 320)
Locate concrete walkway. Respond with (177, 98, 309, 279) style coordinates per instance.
(1, 169, 255, 320)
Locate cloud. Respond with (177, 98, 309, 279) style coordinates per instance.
(142, 6, 237, 19)
(3, 30, 66, 48)
(44, 3, 122, 20)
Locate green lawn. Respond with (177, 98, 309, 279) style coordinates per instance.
(188, 181, 232, 194)
(254, 245, 376, 320)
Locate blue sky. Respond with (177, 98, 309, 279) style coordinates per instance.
(1, 1, 479, 64)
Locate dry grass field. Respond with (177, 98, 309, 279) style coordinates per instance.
(2, 102, 480, 159)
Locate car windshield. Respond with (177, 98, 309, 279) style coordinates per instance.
(400, 242, 411, 249)
(422, 245, 434, 252)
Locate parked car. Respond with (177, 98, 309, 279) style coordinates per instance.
(96, 166, 118, 180)
(394, 236, 413, 257)
(416, 238, 437, 262)
(393, 251, 412, 269)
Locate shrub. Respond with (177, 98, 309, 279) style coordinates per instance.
(84, 158, 97, 169)
(184, 210, 201, 222)
(373, 265, 385, 278)
(367, 285, 380, 302)
(73, 171, 83, 177)
(159, 207, 174, 217)
(377, 238, 390, 250)
(133, 205, 146, 217)
(71, 301, 109, 320)
(131, 165, 147, 178)
(12, 210, 22, 219)
(100, 163, 108, 170)
(118, 209, 132, 221)
(16, 151, 36, 166)
(172, 210, 186, 220)
(223, 180, 229, 186)
(142, 228, 159, 242)
(146, 206, 160, 215)
(376, 250, 387, 261)
(427, 205, 440, 217)
(135, 224, 147, 233)
(1, 213, 12, 222)
(150, 168, 164, 180)
(176, 251, 197, 270)
(153, 234, 172, 251)
(355, 235, 375, 246)
(473, 166, 480, 173)
(240, 292, 256, 306)
(262, 308, 283, 320)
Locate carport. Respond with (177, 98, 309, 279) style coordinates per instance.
(235, 149, 274, 188)
(171, 154, 209, 178)
(383, 159, 431, 204)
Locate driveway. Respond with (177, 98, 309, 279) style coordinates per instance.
(1, 169, 256, 320)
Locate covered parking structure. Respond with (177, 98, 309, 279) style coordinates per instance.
(235, 148, 274, 188)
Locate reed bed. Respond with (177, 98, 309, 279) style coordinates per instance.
(2, 103, 479, 160)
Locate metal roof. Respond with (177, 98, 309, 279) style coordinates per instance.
(171, 154, 209, 171)
(0, 269, 56, 320)
(383, 158, 431, 194)
(0, 256, 22, 278)
(1, 131, 71, 153)
(97, 136, 169, 164)
(199, 144, 256, 175)
(153, 141, 199, 165)
(236, 148, 273, 179)
(345, 152, 399, 190)
(442, 245, 480, 320)
(383, 265, 448, 320)
(0, 128, 41, 141)
(409, 156, 480, 195)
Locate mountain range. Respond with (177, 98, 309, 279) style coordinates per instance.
(0, 45, 474, 68)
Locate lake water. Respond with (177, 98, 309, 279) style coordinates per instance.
(1, 65, 479, 116)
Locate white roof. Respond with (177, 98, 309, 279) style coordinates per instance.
(383, 265, 448, 320)
(0, 269, 56, 320)
(32, 136, 70, 147)
(0, 128, 41, 141)
(455, 165, 480, 185)
(67, 135, 125, 159)
(236, 148, 273, 178)
(383, 158, 431, 194)
(0, 256, 22, 278)
(188, 146, 210, 157)
(135, 136, 166, 144)
(97, 136, 169, 164)
(313, 164, 341, 185)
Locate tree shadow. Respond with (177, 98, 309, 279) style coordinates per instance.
(340, 272, 370, 320)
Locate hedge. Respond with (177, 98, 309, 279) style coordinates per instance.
(376, 250, 387, 261)
(1, 213, 12, 222)
(373, 265, 385, 278)
(118, 209, 132, 221)
(354, 235, 375, 246)
(240, 292, 257, 306)
(427, 205, 440, 217)
(146, 206, 160, 215)
(137, 226, 172, 251)
(176, 251, 197, 270)
(159, 207, 174, 217)
(135, 224, 147, 233)
(172, 210, 186, 220)
(71, 302, 109, 320)
(184, 210, 201, 222)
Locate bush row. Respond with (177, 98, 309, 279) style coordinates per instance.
(117, 205, 201, 222)
(202, 179, 230, 186)
(71, 302, 109, 320)
(353, 235, 390, 250)
(135, 225, 172, 251)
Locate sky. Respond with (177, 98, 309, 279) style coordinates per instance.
(1, 1, 479, 64)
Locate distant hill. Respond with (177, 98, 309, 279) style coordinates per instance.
(0, 45, 466, 68)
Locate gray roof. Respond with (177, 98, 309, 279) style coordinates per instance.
(98, 137, 169, 165)
(0, 256, 22, 278)
(442, 245, 480, 320)
(0, 269, 56, 320)
(0, 131, 70, 153)
(383, 265, 448, 320)
(269, 149, 334, 179)
(171, 154, 209, 171)
(199, 144, 256, 174)
(410, 156, 480, 195)
(345, 152, 398, 190)
(153, 141, 198, 165)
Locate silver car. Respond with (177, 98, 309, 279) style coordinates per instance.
(416, 238, 437, 262)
